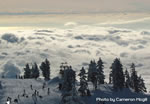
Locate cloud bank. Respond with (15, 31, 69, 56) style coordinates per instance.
(0, 25, 150, 90)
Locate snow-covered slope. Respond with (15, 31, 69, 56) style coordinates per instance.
(0, 78, 150, 104)
(0, 78, 61, 104)
(82, 84, 150, 104)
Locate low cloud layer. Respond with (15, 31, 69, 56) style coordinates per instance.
(1, 33, 19, 43)
(1, 33, 25, 43)
(0, 26, 150, 90)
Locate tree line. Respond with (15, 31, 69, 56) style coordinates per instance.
(24, 58, 50, 80)
(109, 58, 147, 93)
(23, 58, 147, 103)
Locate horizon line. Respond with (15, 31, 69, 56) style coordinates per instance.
(0, 11, 149, 16)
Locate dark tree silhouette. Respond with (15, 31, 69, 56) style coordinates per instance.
(31, 63, 40, 79)
(62, 66, 76, 91)
(88, 60, 97, 81)
(109, 71, 113, 84)
(40, 59, 51, 80)
(110, 58, 125, 91)
(130, 63, 139, 92)
(97, 58, 105, 84)
(91, 72, 98, 90)
(88, 60, 98, 90)
(58, 62, 69, 90)
(124, 69, 131, 88)
(78, 67, 89, 96)
(138, 75, 147, 93)
(130, 63, 147, 93)
(61, 66, 84, 104)
(59, 62, 67, 79)
(24, 63, 31, 79)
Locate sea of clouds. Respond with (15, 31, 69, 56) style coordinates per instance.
(0, 24, 150, 91)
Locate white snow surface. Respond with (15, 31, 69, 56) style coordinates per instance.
(0, 77, 150, 104)
(0, 78, 61, 104)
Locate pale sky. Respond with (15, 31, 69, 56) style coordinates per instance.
(0, 0, 150, 14)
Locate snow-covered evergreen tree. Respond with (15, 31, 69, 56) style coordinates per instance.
(130, 63, 139, 92)
(62, 66, 76, 91)
(111, 58, 125, 91)
(124, 69, 131, 88)
(61, 86, 85, 104)
(87, 60, 98, 89)
(130, 63, 147, 93)
(138, 75, 147, 93)
(40, 59, 51, 80)
(97, 58, 105, 84)
(59, 63, 68, 79)
(91, 72, 98, 90)
(61, 66, 84, 104)
(31, 63, 40, 79)
(24, 63, 31, 79)
(59, 63, 69, 90)
(87, 60, 97, 81)
(78, 67, 89, 96)
(131, 63, 147, 93)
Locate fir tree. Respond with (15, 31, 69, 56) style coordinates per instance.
(60, 66, 85, 103)
(91, 72, 98, 90)
(59, 63, 68, 91)
(88, 60, 98, 90)
(61, 85, 85, 104)
(97, 58, 105, 84)
(109, 71, 112, 84)
(111, 58, 125, 91)
(138, 75, 147, 93)
(124, 69, 131, 88)
(88, 60, 97, 81)
(62, 66, 76, 91)
(31, 63, 40, 79)
(59, 63, 66, 79)
(40, 59, 51, 80)
(78, 67, 89, 96)
(130, 63, 147, 93)
(130, 63, 139, 92)
(24, 63, 31, 79)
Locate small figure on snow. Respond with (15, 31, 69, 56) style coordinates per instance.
(6, 97, 12, 104)
(14, 99, 18, 104)
(0, 81, 2, 89)
(32, 93, 37, 104)
(58, 83, 62, 90)
(42, 82, 46, 90)
(22, 89, 26, 97)
(47, 88, 50, 95)
(34, 90, 37, 96)
(30, 84, 33, 90)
